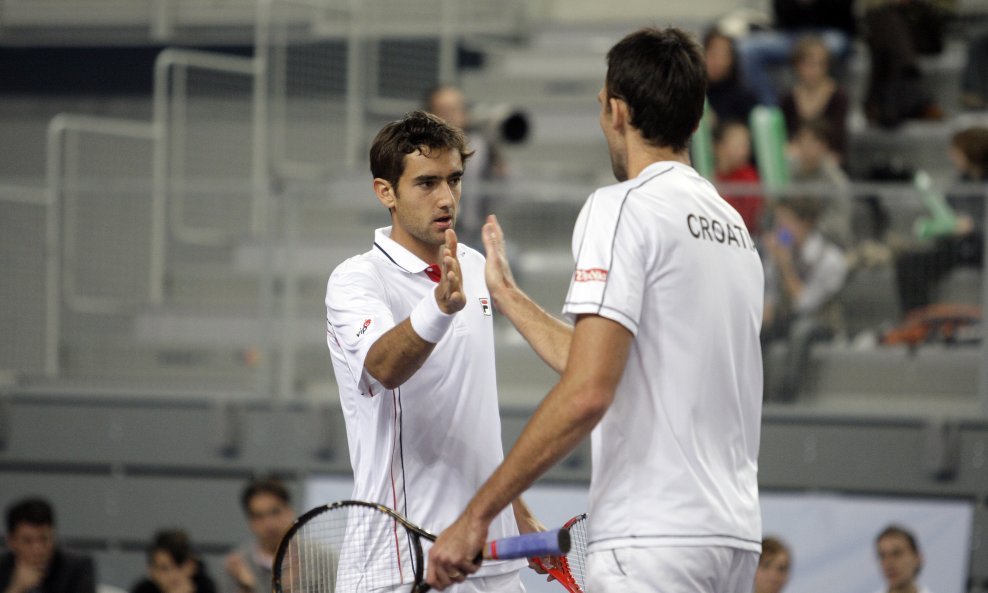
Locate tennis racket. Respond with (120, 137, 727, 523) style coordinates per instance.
(532, 513, 588, 593)
(272, 500, 571, 593)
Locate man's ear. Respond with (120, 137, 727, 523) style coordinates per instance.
(373, 178, 396, 210)
(608, 96, 628, 132)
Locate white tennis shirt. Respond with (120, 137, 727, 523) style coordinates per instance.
(325, 227, 523, 579)
(563, 161, 764, 553)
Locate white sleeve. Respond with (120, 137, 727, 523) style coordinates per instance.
(562, 193, 646, 335)
(325, 262, 395, 396)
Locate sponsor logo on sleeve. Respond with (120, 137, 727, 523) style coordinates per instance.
(356, 318, 372, 337)
(574, 268, 609, 282)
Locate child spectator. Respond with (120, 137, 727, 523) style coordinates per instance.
(762, 197, 848, 401)
(714, 119, 764, 233)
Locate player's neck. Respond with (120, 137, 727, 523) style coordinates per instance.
(389, 224, 442, 264)
(625, 135, 690, 179)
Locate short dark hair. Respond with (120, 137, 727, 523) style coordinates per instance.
(240, 475, 291, 514)
(146, 529, 193, 565)
(760, 536, 791, 566)
(605, 27, 707, 152)
(6, 497, 55, 533)
(369, 110, 473, 189)
(877, 524, 920, 553)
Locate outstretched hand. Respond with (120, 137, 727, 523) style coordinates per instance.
(482, 215, 518, 306)
(436, 229, 467, 315)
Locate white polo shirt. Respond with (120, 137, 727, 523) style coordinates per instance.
(325, 227, 524, 580)
(563, 161, 764, 553)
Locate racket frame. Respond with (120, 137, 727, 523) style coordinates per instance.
(272, 500, 434, 593)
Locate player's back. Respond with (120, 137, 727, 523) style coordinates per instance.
(564, 161, 764, 553)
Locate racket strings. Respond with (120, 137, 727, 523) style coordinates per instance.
(566, 516, 589, 590)
(277, 504, 419, 593)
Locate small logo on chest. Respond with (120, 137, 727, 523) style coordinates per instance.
(479, 298, 492, 316)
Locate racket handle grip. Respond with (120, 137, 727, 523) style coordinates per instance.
(484, 529, 571, 560)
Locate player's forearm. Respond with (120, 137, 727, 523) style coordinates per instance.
(510, 497, 545, 534)
(495, 287, 572, 374)
(364, 319, 437, 389)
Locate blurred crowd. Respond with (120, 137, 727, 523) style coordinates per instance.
(698, 0, 988, 402)
(1, 493, 931, 593)
(0, 478, 294, 593)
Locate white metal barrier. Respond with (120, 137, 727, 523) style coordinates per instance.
(153, 48, 264, 247)
(46, 115, 157, 316)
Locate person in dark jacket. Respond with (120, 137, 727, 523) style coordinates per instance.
(1, 497, 95, 593)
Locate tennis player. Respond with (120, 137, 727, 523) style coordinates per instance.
(325, 111, 540, 592)
(428, 27, 764, 592)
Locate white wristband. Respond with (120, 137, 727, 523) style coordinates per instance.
(409, 293, 455, 343)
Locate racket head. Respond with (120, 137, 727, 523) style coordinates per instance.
(561, 513, 588, 589)
(272, 500, 431, 593)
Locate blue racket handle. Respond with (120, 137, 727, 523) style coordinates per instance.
(483, 529, 571, 560)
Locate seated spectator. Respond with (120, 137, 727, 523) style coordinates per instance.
(1, 497, 95, 593)
(714, 119, 764, 233)
(960, 32, 988, 110)
(222, 476, 295, 593)
(762, 197, 848, 401)
(894, 126, 987, 314)
(736, 0, 856, 106)
(131, 530, 215, 593)
(789, 120, 854, 247)
(704, 28, 759, 125)
(863, 0, 947, 128)
(780, 36, 850, 161)
(754, 537, 792, 593)
(874, 525, 931, 593)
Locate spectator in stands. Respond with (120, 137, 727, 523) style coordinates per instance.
(736, 0, 856, 106)
(789, 120, 854, 247)
(222, 477, 295, 593)
(714, 119, 764, 233)
(762, 196, 848, 401)
(874, 525, 930, 593)
(894, 126, 987, 314)
(131, 530, 215, 593)
(423, 84, 510, 249)
(863, 0, 947, 128)
(704, 28, 759, 125)
(960, 32, 988, 110)
(754, 537, 792, 593)
(780, 36, 850, 161)
(0, 497, 95, 593)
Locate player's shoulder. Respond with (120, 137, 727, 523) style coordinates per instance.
(328, 248, 383, 285)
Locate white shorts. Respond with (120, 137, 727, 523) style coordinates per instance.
(587, 546, 758, 593)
